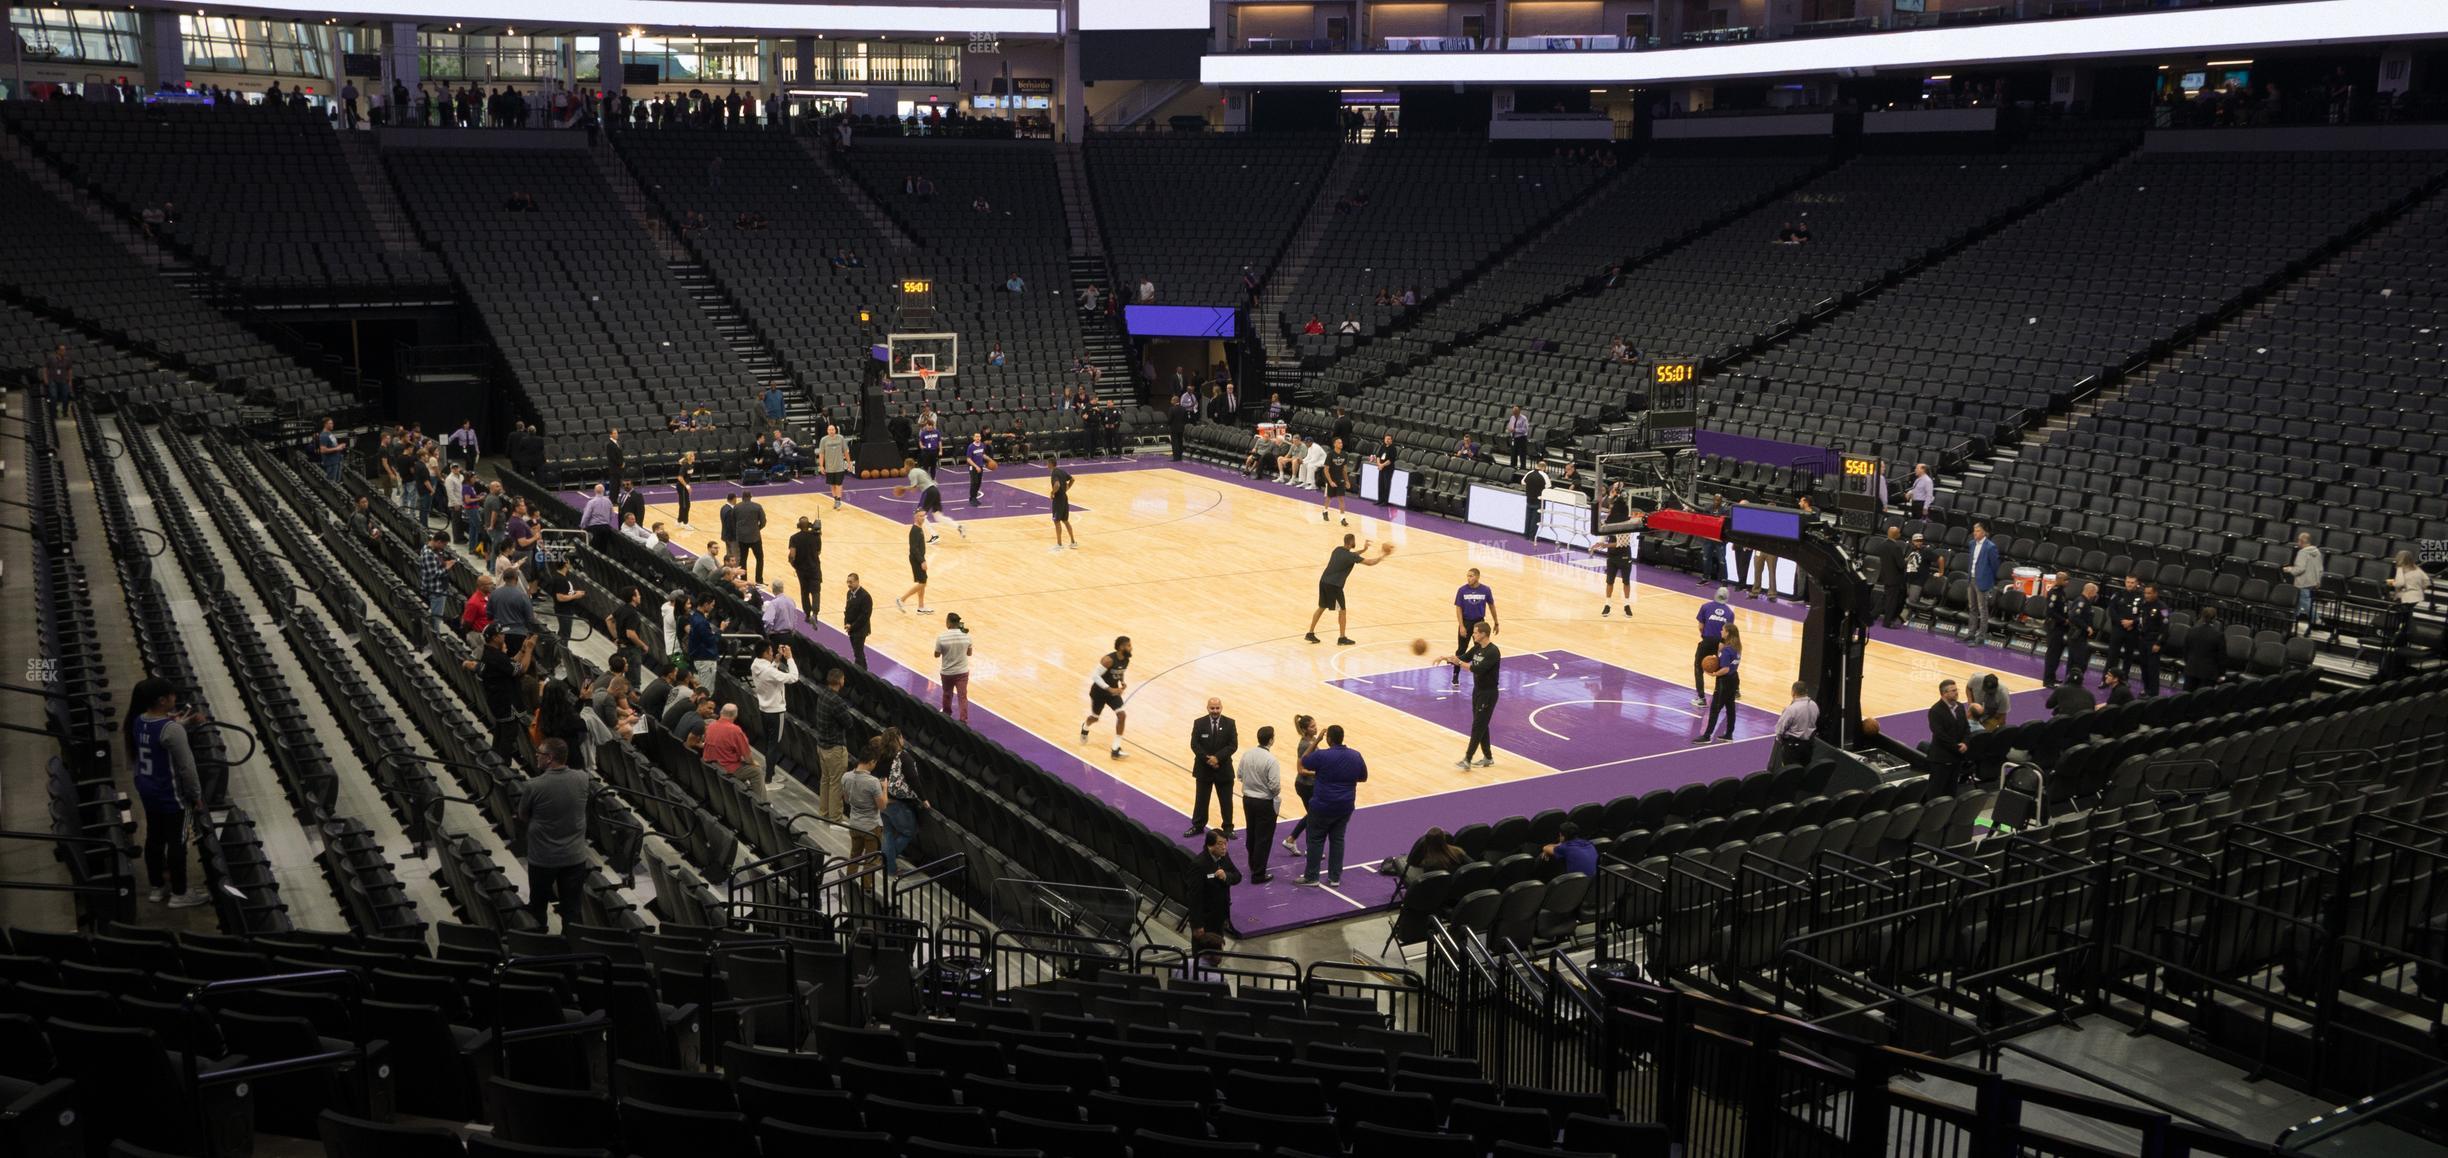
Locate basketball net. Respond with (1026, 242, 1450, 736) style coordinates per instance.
(915, 369, 938, 392)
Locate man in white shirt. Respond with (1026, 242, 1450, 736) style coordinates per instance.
(1300, 438, 1329, 489)
(1236, 725, 1283, 883)
(747, 639, 799, 755)
(618, 514, 657, 548)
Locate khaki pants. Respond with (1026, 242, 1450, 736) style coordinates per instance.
(817, 744, 849, 820)
(734, 763, 768, 801)
(849, 828, 882, 864)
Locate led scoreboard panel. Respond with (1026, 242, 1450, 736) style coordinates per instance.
(1653, 361, 1699, 387)
(899, 277, 933, 309)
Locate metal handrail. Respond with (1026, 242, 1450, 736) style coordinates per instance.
(181, 969, 369, 1158)
(488, 952, 616, 1079)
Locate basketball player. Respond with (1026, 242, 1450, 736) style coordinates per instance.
(965, 432, 993, 506)
(899, 457, 964, 542)
(1305, 533, 1388, 645)
(1450, 568, 1497, 690)
(1598, 532, 1633, 617)
(895, 508, 932, 613)
(1319, 439, 1351, 526)
(1080, 635, 1131, 757)
(1694, 586, 1734, 708)
(817, 423, 850, 510)
(1440, 620, 1502, 768)
(916, 415, 943, 476)
(1047, 454, 1077, 550)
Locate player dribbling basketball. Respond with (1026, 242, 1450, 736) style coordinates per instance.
(1081, 635, 1131, 757)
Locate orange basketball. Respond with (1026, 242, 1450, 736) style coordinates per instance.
(1410, 638, 1429, 656)
(1860, 717, 1883, 738)
(1702, 656, 1722, 675)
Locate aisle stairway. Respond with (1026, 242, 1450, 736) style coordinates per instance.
(1253, 143, 1366, 400)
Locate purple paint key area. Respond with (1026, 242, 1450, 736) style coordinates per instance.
(1328, 650, 1781, 769)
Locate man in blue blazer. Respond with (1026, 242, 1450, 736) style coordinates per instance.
(1965, 522, 2000, 646)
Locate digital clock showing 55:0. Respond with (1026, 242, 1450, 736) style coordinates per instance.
(1653, 361, 1699, 385)
(900, 278, 933, 296)
(1843, 455, 1879, 478)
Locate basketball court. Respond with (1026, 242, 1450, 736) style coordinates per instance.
(579, 457, 2050, 935)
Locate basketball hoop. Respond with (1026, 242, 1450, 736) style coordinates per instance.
(914, 368, 939, 392)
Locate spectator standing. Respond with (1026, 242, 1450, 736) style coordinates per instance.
(1907, 463, 1934, 518)
(1192, 830, 1242, 943)
(841, 740, 887, 863)
(1295, 725, 1367, 888)
(126, 677, 209, 907)
(805, 668, 853, 820)
(420, 531, 458, 626)
(2282, 532, 2324, 632)
(934, 612, 973, 723)
(686, 595, 721, 686)
(490, 569, 537, 652)
(1236, 726, 1282, 883)
(2105, 574, 2145, 680)
(748, 640, 799, 749)
(42, 342, 74, 408)
(879, 731, 929, 875)
(1506, 406, 1531, 471)
(542, 556, 586, 641)
(341, 80, 359, 128)
(2183, 604, 2227, 691)
(1963, 523, 1999, 646)
(517, 738, 591, 929)
(579, 484, 616, 550)
(314, 416, 346, 482)
(2388, 549, 2432, 652)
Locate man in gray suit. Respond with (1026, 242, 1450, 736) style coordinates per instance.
(734, 491, 769, 584)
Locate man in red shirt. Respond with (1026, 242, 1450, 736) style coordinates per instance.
(701, 704, 764, 798)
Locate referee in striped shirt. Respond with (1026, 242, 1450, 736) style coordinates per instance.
(1773, 682, 1819, 771)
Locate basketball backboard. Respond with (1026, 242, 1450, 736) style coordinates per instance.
(887, 332, 960, 382)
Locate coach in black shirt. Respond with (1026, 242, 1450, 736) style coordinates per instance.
(1372, 434, 1398, 506)
(1522, 463, 1549, 537)
(604, 427, 625, 492)
(1187, 698, 1240, 837)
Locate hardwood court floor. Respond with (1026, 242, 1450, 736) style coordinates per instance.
(646, 465, 2037, 819)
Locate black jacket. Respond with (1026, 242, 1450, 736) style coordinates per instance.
(1192, 850, 1241, 932)
(844, 587, 873, 637)
(1190, 713, 1239, 779)
(618, 490, 646, 527)
(1927, 700, 1970, 765)
(2185, 623, 2226, 683)
(1870, 537, 1905, 587)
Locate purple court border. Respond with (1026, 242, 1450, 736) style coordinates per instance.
(583, 456, 2061, 937)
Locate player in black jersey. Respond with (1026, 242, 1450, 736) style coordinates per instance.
(1047, 455, 1078, 551)
(1598, 532, 1634, 618)
(1080, 636, 1132, 757)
